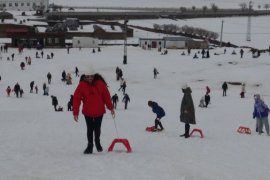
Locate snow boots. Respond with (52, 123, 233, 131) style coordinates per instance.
(180, 123, 190, 138)
(84, 144, 93, 154)
(155, 119, 164, 131)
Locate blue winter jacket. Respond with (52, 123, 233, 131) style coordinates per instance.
(152, 102, 165, 119)
(253, 99, 269, 119)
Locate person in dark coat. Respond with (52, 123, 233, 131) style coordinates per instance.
(67, 95, 73, 111)
(148, 101, 165, 131)
(205, 94, 210, 108)
(240, 49, 244, 58)
(50, 52, 54, 59)
(153, 67, 159, 79)
(30, 81, 34, 93)
(47, 72, 52, 84)
(115, 66, 120, 80)
(51, 95, 58, 111)
(122, 93, 130, 110)
(43, 82, 47, 95)
(14, 82, 21, 98)
(180, 84, 196, 138)
(75, 67, 79, 77)
(111, 93, 119, 109)
(20, 62, 25, 70)
(222, 81, 228, 96)
(61, 70, 66, 82)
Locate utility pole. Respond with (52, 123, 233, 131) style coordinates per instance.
(246, 1, 252, 41)
(220, 20, 224, 47)
(123, 19, 128, 64)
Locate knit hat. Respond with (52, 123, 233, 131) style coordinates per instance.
(254, 94, 260, 100)
(87, 64, 96, 75)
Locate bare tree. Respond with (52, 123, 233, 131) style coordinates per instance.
(264, 4, 270, 10)
(239, 3, 248, 10)
(211, 4, 218, 12)
(202, 6, 208, 11)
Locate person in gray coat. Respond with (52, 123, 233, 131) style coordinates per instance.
(180, 84, 196, 138)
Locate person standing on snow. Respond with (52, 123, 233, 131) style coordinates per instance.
(73, 65, 115, 154)
(30, 81, 34, 93)
(240, 83, 246, 98)
(253, 94, 269, 135)
(122, 93, 130, 110)
(148, 101, 165, 131)
(180, 84, 196, 138)
(222, 81, 228, 96)
(111, 93, 119, 109)
(51, 95, 58, 111)
(153, 67, 159, 79)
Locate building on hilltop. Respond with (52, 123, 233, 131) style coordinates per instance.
(0, 0, 49, 12)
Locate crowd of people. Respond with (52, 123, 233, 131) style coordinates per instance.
(1, 45, 269, 156)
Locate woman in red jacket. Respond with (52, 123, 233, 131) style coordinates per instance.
(73, 67, 115, 154)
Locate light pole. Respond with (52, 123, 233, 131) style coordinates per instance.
(123, 19, 128, 64)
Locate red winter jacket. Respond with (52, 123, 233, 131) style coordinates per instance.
(73, 80, 113, 117)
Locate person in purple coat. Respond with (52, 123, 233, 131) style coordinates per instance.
(253, 94, 269, 135)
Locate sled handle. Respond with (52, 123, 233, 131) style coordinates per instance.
(113, 116, 119, 138)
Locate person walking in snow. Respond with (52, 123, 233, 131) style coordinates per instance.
(61, 70, 66, 82)
(118, 78, 126, 93)
(205, 93, 210, 108)
(51, 95, 58, 111)
(6, 86, 11, 97)
(73, 65, 115, 154)
(240, 83, 246, 98)
(122, 93, 130, 110)
(222, 81, 228, 96)
(67, 95, 73, 111)
(75, 67, 79, 77)
(180, 84, 196, 138)
(30, 81, 34, 93)
(13, 82, 21, 98)
(253, 94, 270, 135)
(148, 100, 165, 131)
(240, 49, 244, 58)
(153, 67, 159, 79)
(111, 93, 119, 109)
(47, 72, 52, 84)
(35, 85, 38, 94)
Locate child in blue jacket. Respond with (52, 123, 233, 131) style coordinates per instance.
(148, 101, 165, 131)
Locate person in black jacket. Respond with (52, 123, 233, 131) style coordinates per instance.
(205, 94, 210, 108)
(122, 93, 130, 110)
(111, 94, 119, 109)
(51, 95, 58, 111)
(14, 82, 21, 98)
(222, 82, 228, 96)
(30, 81, 34, 93)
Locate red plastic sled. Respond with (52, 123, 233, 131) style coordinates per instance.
(108, 138, 132, 153)
(146, 126, 156, 132)
(237, 126, 251, 134)
(190, 128, 204, 138)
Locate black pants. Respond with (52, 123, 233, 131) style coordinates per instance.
(84, 116, 103, 147)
